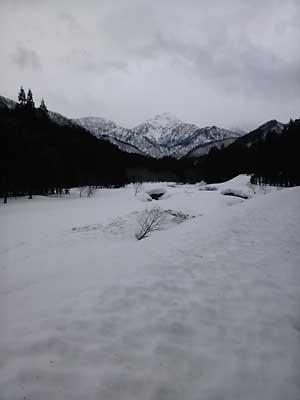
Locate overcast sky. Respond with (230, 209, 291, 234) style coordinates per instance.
(0, 0, 299, 130)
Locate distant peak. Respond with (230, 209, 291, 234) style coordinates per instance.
(144, 112, 182, 127)
(258, 119, 284, 131)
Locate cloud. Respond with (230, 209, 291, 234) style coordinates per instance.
(11, 43, 41, 70)
(0, 0, 299, 129)
(59, 11, 82, 32)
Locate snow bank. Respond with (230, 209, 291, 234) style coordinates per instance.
(200, 175, 272, 199)
(199, 176, 254, 195)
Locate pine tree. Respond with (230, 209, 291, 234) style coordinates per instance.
(17, 86, 26, 107)
(26, 89, 35, 109)
(39, 98, 48, 116)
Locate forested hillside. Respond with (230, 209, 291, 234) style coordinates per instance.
(201, 119, 300, 186)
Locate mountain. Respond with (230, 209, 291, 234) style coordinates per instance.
(2, 94, 287, 161)
(74, 117, 164, 158)
(132, 112, 199, 146)
(168, 126, 240, 158)
(0, 95, 240, 158)
(0, 95, 16, 110)
(228, 126, 248, 136)
(185, 137, 237, 157)
(231, 120, 285, 148)
(75, 113, 240, 159)
(0, 96, 135, 201)
(0, 95, 80, 129)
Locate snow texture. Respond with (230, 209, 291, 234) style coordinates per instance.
(0, 176, 299, 400)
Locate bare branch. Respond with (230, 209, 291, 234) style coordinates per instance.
(135, 206, 166, 240)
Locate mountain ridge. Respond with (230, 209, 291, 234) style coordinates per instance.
(0, 94, 287, 160)
(74, 113, 241, 158)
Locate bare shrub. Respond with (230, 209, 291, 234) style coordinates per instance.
(134, 182, 143, 196)
(135, 206, 166, 240)
(87, 185, 96, 197)
(79, 186, 96, 197)
(79, 186, 85, 198)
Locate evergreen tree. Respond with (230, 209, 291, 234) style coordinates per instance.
(39, 98, 48, 116)
(17, 86, 26, 107)
(26, 89, 35, 109)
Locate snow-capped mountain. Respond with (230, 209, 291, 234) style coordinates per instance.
(132, 112, 199, 146)
(74, 117, 164, 158)
(75, 113, 240, 159)
(168, 126, 240, 158)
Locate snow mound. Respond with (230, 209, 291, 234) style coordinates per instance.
(146, 187, 167, 200)
(200, 175, 256, 198)
(220, 174, 251, 186)
(221, 187, 253, 199)
(136, 192, 152, 202)
(218, 176, 254, 199)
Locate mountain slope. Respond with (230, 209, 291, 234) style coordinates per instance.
(0, 95, 80, 129)
(0, 95, 240, 159)
(132, 112, 199, 147)
(169, 126, 240, 158)
(232, 120, 285, 148)
(74, 117, 164, 158)
(0, 95, 16, 110)
(76, 113, 240, 159)
(186, 137, 237, 157)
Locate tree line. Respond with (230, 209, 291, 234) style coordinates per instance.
(0, 88, 128, 203)
(17, 86, 48, 115)
(200, 119, 300, 187)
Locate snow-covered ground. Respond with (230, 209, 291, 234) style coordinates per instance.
(0, 176, 299, 400)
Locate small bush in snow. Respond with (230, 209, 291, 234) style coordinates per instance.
(133, 182, 143, 196)
(135, 206, 166, 240)
(79, 186, 97, 197)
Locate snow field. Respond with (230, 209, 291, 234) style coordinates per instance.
(0, 176, 299, 399)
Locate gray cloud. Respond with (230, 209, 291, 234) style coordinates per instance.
(59, 11, 82, 32)
(11, 44, 41, 70)
(0, 0, 299, 129)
